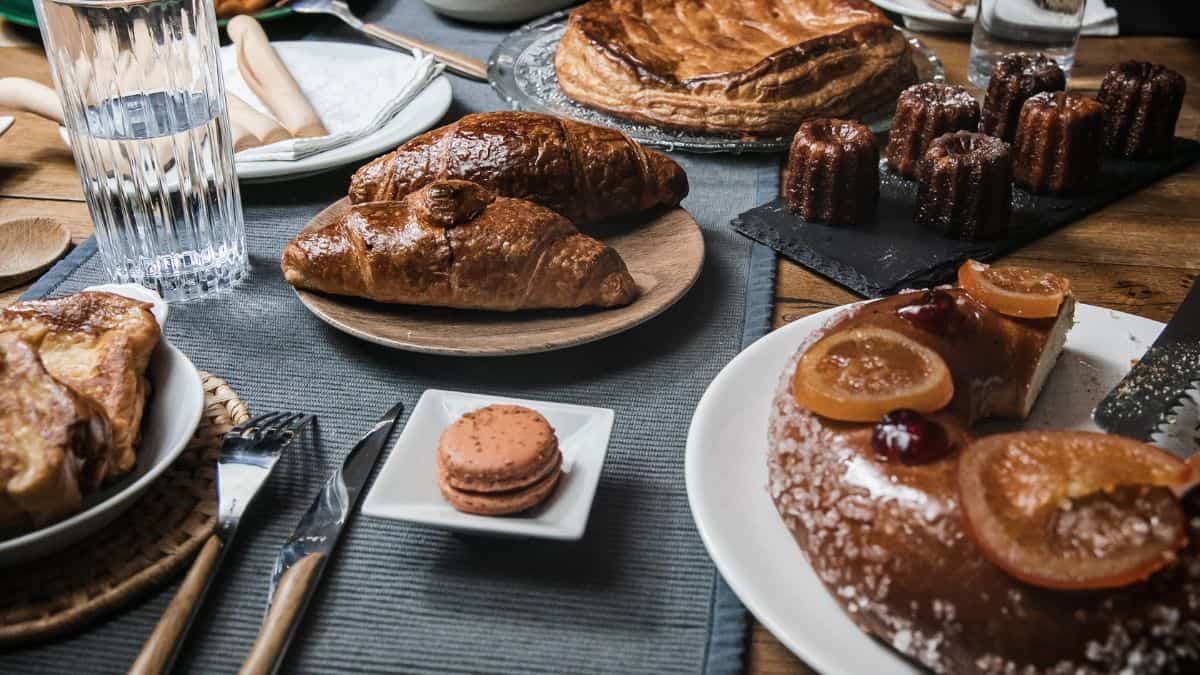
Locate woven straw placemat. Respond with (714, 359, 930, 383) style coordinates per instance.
(0, 372, 247, 646)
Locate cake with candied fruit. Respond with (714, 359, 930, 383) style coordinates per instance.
(1013, 92, 1105, 195)
(885, 83, 980, 178)
(1098, 61, 1187, 160)
(914, 131, 1011, 239)
(782, 119, 878, 225)
(980, 52, 1066, 142)
(768, 259, 1200, 674)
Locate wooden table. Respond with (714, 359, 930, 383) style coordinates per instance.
(2, 23, 1198, 675)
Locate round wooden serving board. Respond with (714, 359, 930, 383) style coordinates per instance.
(291, 199, 705, 356)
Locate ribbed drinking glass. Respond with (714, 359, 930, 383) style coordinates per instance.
(35, 0, 247, 301)
(968, 0, 1087, 87)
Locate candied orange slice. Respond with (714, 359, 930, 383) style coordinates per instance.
(958, 259, 1070, 318)
(958, 431, 1190, 590)
(791, 327, 954, 422)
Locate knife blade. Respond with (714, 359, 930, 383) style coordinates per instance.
(1094, 278, 1200, 457)
(238, 402, 404, 675)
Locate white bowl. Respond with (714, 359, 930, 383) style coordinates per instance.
(423, 0, 577, 24)
(0, 284, 205, 566)
(362, 388, 613, 541)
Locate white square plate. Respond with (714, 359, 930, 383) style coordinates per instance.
(362, 389, 614, 540)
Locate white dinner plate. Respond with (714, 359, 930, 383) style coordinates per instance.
(0, 284, 205, 566)
(363, 389, 614, 541)
(870, 0, 1113, 29)
(685, 302, 1164, 674)
(221, 41, 453, 183)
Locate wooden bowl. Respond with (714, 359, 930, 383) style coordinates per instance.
(290, 199, 706, 356)
(0, 217, 71, 291)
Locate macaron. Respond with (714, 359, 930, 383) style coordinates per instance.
(436, 404, 563, 516)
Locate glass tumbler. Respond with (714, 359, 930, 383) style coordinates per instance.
(968, 0, 1087, 87)
(35, 0, 247, 301)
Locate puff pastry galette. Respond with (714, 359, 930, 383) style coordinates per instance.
(553, 0, 918, 136)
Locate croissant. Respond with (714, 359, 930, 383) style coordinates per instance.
(282, 180, 639, 311)
(348, 112, 689, 225)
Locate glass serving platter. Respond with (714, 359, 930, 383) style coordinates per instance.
(487, 10, 945, 154)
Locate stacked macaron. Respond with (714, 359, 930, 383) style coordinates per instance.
(436, 404, 563, 515)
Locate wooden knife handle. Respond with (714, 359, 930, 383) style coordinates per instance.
(129, 535, 224, 675)
(360, 23, 488, 81)
(238, 553, 325, 675)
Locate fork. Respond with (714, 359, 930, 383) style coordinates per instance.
(290, 0, 488, 81)
(129, 411, 315, 675)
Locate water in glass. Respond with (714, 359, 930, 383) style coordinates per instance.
(36, 0, 247, 301)
(968, 0, 1087, 87)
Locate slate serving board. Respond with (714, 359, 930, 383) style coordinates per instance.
(733, 137, 1200, 298)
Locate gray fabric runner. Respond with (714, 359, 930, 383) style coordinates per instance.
(1, 5, 780, 673)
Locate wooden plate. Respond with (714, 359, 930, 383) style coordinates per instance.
(291, 198, 705, 356)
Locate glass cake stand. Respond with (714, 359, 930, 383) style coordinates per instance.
(488, 10, 946, 154)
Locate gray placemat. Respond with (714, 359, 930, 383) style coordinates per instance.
(1, 7, 781, 673)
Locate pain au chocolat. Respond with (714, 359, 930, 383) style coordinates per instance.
(553, 0, 917, 136)
(768, 261, 1200, 673)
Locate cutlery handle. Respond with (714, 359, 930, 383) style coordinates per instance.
(129, 535, 225, 675)
(0, 77, 65, 124)
(238, 553, 326, 675)
(360, 23, 488, 81)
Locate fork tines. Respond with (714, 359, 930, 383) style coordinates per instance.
(230, 411, 314, 439)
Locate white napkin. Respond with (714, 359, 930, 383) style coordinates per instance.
(903, 1, 1118, 36)
(0, 116, 12, 137)
(223, 46, 444, 162)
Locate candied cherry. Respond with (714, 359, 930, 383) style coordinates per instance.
(958, 259, 1070, 319)
(897, 289, 965, 336)
(791, 327, 954, 422)
(958, 431, 1190, 590)
(871, 409, 955, 465)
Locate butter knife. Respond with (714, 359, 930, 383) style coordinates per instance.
(1094, 279, 1200, 457)
(238, 402, 404, 675)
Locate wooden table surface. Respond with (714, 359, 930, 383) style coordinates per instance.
(2, 20, 1198, 675)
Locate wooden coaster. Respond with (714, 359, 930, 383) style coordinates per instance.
(0, 372, 247, 647)
(0, 217, 72, 292)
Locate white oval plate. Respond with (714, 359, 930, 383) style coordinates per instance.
(221, 41, 453, 183)
(0, 284, 205, 567)
(685, 302, 1164, 674)
(870, 0, 1113, 28)
(423, 0, 575, 24)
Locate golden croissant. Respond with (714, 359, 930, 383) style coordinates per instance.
(348, 111, 688, 225)
(282, 180, 639, 311)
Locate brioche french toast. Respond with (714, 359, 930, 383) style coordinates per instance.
(1, 292, 160, 481)
(0, 334, 110, 528)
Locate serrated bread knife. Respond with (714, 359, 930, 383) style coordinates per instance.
(1094, 279, 1200, 458)
(238, 402, 404, 675)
